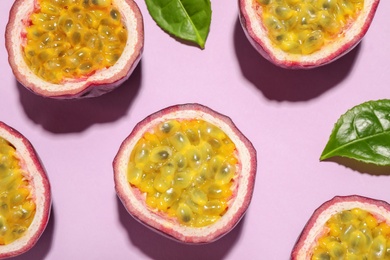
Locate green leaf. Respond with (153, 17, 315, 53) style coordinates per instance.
(145, 0, 212, 48)
(320, 100, 390, 165)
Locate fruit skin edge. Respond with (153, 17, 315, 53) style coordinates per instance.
(5, 0, 144, 99)
(0, 121, 51, 259)
(113, 103, 257, 244)
(237, 0, 381, 69)
(291, 195, 390, 259)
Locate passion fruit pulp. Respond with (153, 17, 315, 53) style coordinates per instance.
(239, 0, 380, 68)
(113, 104, 257, 243)
(6, 0, 144, 98)
(0, 122, 51, 259)
(292, 195, 390, 259)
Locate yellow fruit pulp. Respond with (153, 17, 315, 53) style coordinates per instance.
(0, 138, 36, 245)
(128, 119, 238, 227)
(255, 0, 364, 54)
(312, 208, 390, 259)
(23, 0, 128, 84)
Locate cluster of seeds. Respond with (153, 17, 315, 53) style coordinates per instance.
(256, 0, 364, 54)
(312, 208, 390, 259)
(23, 0, 128, 83)
(127, 119, 238, 227)
(0, 138, 36, 245)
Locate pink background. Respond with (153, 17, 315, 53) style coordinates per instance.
(1, 0, 390, 259)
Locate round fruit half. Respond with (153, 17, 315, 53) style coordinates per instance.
(239, 0, 380, 69)
(6, 0, 144, 98)
(0, 122, 51, 258)
(113, 104, 257, 243)
(292, 195, 390, 259)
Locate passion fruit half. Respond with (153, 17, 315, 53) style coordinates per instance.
(292, 195, 390, 259)
(6, 0, 144, 98)
(113, 104, 257, 243)
(0, 122, 51, 258)
(239, 0, 380, 68)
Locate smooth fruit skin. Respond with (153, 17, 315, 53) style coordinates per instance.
(238, 0, 380, 69)
(291, 195, 390, 259)
(0, 122, 51, 259)
(113, 103, 257, 244)
(5, 0, 144, 99)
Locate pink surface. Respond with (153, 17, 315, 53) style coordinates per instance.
(1, 1, 390, 259)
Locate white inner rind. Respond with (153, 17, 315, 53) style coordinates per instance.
(241, 0, 378, 66)
(296, 200, 390, 259)
(115, 108, 255, 242)
(8, 0, 141, 95)
(0, 127, 50, 256)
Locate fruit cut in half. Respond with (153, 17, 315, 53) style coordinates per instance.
(6, 0, 144, 98)
(239, 0, 380, 69)
(0, 122, 51, 258)
(292, 195, 390, 259)
(113, 104, 257, 243)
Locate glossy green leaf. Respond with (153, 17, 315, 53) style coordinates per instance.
(145, 0, 211, 48)
(320, 100, 390, 165)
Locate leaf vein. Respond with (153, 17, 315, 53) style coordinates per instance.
(321, 131, 390, 159)
(370, 103, 386, 132)
(177, 0, 203, 44)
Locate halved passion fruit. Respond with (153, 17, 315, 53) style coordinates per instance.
(292, 195, 390, 259)
(239, 0, 380, 68)
(113, 104, 257, 243)
(0, 122, 51, 258)
(6, 0, 144, 98)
